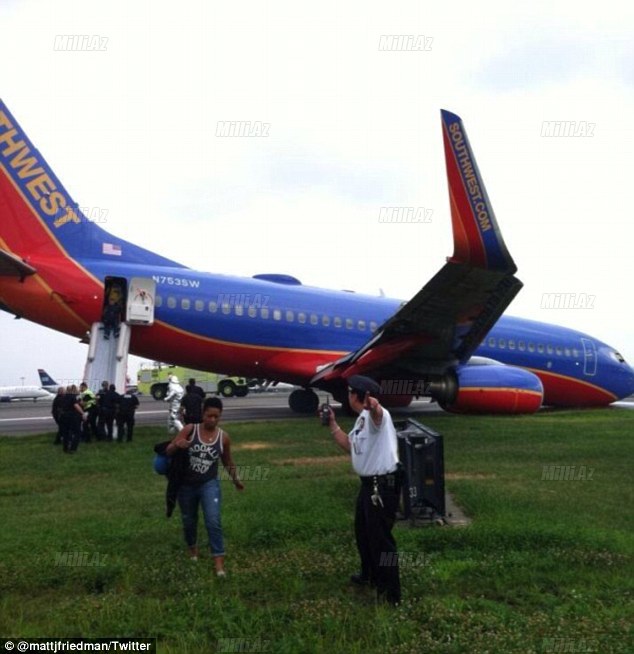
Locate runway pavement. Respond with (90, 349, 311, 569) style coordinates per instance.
(0, 392, 445, 437)
(2, 393, 631, 438)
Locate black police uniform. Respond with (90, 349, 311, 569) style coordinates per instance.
(59, 392, 82, 453)
(346, 376, 402, 605)
(98, 387, 120, 441)
(180, 390, 203, 424)
(116, 392, 139, 442)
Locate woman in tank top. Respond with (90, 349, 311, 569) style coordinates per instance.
(166, 396, 244, 576)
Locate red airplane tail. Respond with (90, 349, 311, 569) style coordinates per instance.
(0, 99, 183, 268)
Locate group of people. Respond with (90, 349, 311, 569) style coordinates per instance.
(50, 370, 402, 603)
(161, 374, 402, 605)
(52, 381, 139, 452)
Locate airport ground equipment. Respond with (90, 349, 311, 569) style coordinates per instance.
(137, 363, 250, 399)
(395, 419, 446, 523)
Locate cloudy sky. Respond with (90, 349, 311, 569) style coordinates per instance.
(0, 0, 632, 386)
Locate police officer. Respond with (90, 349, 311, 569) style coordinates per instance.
(180, 384, 204, 425)
(324, 375, 401, 605)
(185, 378, 205, 399)
(51, 386, 65, 445)
(95, 381, 109, 440)
(116, 390, 140, 442)
(99, 383, 120, 441)
(59, 384, 85, 454)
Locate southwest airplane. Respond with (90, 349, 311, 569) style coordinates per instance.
(1, 100, 632, 414)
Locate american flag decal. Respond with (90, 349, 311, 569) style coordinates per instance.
(102, 243, 122, 256)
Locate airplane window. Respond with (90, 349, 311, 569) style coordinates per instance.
(508, 340, 516, 350)
(555, 346, 562, 356)
(208, 301, 218, 313)
(261, 308, 269, 319)
(248, 307, 257, 318)
(572, 348, 580, 358)
(358, 320, 366, 331)
(547, 345, 554, 355)
(235, 305, 244, 316)
(498, 338, 506, 349)
(322, 315, 330, 327)
(334, 317, 342, 328)
(181, 299, 190, 310)
(488, 337, 496, 347)
(528, 343, 535, 352)
(155, 295, 163, 308)
(195, 300, 204, 312)
(518, 341, 526, 351)
(222, 303, 230, 315)
(310, 314, 318, 325)
(346, 318, 353, 329)
(613, 351, 626, 363)
(167, 297, 176, 309)
(370, 321, 377, 333)
(273, 309, 282, 321)
(298, 312, 306, 324)
(564, 348, 571, 357)
(286, 310, 294, 322)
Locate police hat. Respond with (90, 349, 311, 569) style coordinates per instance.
(347, 375, 381, 396)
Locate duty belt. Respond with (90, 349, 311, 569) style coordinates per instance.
(359, 471, 399, 507)
(359, 471, 398, 487)
(359, 470, 398, 498)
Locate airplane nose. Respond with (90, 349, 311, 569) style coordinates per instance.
(627, 364, 634, 397)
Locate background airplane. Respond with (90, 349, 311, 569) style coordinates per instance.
(1, 100, 632, 414)
(0, 384, 53, 403)
(37, 369, 64, 393)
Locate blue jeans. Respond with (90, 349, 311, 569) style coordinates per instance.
(177, 479, 225, 556)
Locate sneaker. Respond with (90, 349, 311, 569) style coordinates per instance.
(216, 570, 226, 578)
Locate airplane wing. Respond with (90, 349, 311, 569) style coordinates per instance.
(311, 110, 523, 386)
(0, 248, 36, 280)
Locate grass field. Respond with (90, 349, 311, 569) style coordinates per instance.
(0, 409, 632, 653)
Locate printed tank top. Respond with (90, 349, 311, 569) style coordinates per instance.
(183, 424, 224, 485)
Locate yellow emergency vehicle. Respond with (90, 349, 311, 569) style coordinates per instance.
(137, 362, 249, 400)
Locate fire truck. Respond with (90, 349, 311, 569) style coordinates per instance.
(137, 362, 250, 400)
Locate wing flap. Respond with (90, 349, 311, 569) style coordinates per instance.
(312, 263, 522, 385)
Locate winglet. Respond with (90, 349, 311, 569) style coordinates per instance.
(441, 110, 517, 273)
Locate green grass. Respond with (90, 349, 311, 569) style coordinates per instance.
(0, 409, 632, 653)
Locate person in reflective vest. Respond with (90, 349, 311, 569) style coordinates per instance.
(79, 382, 98, 442)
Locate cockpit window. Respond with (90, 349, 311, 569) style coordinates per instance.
(613, 351, 626, 364)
